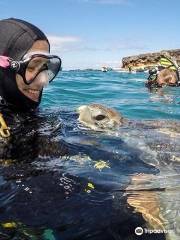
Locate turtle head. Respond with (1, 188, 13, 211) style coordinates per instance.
(77, 104, 124, 131)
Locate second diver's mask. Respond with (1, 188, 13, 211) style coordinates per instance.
(0, 51, 62, 86)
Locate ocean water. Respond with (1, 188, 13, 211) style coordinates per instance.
(42, 70, 180, 120)
(0, 70, 179, 240)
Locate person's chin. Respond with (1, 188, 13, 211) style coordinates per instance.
(21, 89, 41, 102)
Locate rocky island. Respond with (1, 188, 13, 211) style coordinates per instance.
(122, 49, 180, 70)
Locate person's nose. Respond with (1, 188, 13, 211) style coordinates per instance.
(33, 71, 49, 87)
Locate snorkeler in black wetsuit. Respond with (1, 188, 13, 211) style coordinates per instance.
(0, 18, 61, 139)
(0, 18, 61, 111)
(0, 18, 62, 159)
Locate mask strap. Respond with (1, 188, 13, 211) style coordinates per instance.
(0, 55, 21, 72)
(0, 56, 10, 68)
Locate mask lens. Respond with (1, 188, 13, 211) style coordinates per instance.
(24, 54, 61, 85)
(46, 57, 61, 82)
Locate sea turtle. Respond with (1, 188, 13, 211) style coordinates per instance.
(77, 103, 180, 240)
(0, 107, 179, 239)
(0, 110, 150, 240)
(77, 104, 124, 131)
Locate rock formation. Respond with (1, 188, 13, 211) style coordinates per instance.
(122, 49, 180, 70)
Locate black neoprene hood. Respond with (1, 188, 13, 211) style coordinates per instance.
(0, 18, 50, 111)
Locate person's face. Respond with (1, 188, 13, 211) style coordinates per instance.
(157, 70, 177, 86)
(16, 40, 49, 102)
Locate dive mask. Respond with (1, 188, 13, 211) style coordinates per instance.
(0, 52, 62, 85)
(148, 67, 159, 82)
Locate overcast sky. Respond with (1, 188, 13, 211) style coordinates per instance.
(1, 0, 180, 69)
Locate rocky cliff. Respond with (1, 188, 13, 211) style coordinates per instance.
(122, 49, 180, 70)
